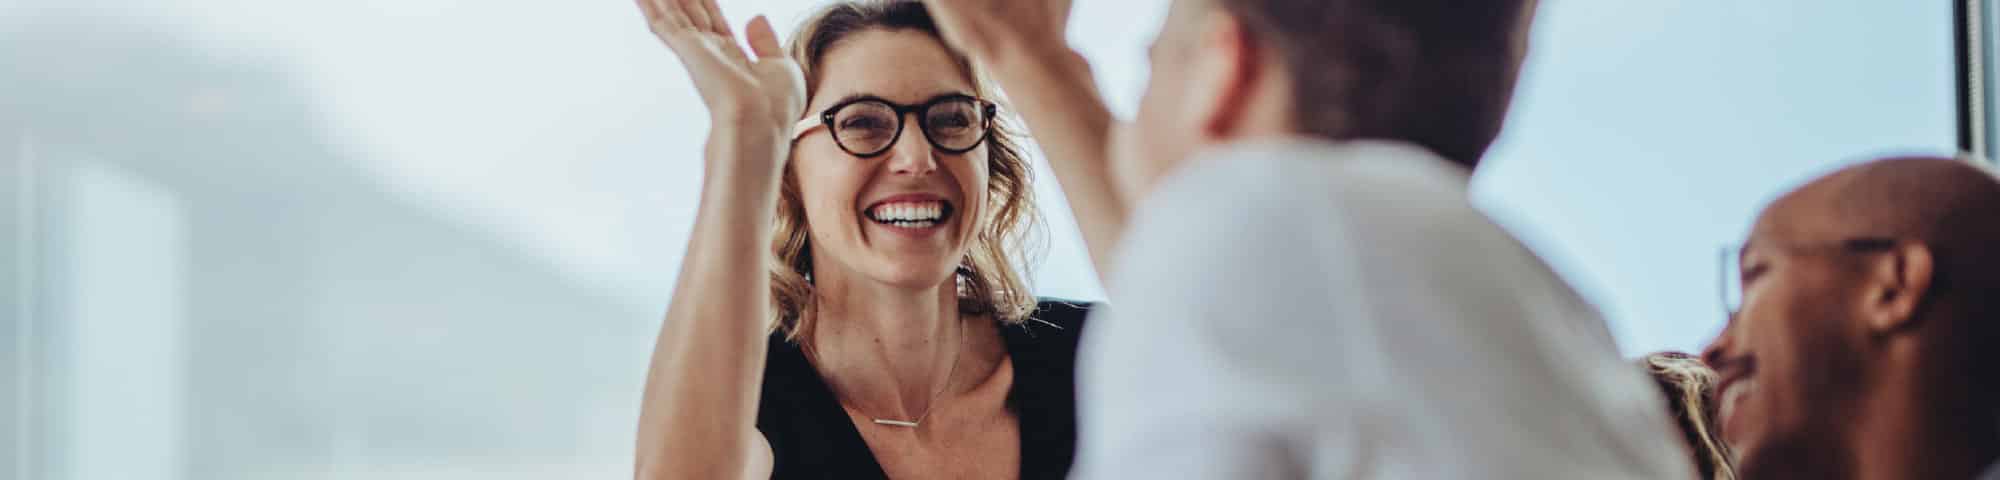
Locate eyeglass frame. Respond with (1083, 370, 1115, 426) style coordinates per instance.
(790, 94, 999, 158)
(1717, 236, 1900, 320)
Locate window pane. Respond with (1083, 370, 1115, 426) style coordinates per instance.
(1477, 1, 1954, 354)
(1072, 1, 1954, 355)
(1981, 0, 2000, 162)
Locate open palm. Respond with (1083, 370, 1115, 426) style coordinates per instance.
(639, 0, 804, 133)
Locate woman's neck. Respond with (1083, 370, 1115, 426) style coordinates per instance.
(805, 266, 972, 421)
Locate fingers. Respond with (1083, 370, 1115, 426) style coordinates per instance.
(635, 0, 658, 20)
(639, 0, 686, 32)
(916, 0, 986, 54)
(746, 15, 784, 59)
(675, 0, 718, 34)
(698, 0, 731, 36)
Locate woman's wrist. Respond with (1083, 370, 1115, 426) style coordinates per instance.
(699, 126, 788, 197)
(984, 36, 1084, 80)
(703, 114, 787, 159)
(707, 103, 790, 139)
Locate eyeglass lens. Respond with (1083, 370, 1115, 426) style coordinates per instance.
(1719, 246, 1743, 319)
(829, 98, 987, 156)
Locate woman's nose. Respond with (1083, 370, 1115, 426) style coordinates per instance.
(885, 112, 936, 175)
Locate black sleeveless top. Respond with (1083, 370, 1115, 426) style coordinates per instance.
(756, 299, 1092, 479)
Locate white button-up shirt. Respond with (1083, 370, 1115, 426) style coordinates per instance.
(1070, 140, 1696, 479)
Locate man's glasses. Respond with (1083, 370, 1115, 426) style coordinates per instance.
(1717, 237, 1899, 319)
(792, 94, 997, 158)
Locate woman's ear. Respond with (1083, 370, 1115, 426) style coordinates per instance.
(1863, 242, 1935, 335)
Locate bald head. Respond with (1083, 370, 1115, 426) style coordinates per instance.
(1756, 155, 2000, 387)
(1757, 157, 2000, 307)
(1759, 157, 2000, 251)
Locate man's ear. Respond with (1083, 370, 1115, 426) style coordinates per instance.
(1861, 242, 1936, 335)
(1190, 11, 1262, 138)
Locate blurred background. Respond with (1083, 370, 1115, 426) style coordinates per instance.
(0, 0, 1958, 478)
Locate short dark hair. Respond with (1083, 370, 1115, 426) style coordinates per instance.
(1217, 0, 1533, 168)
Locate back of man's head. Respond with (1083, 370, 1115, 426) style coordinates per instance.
(1219, 0, 1536, 168)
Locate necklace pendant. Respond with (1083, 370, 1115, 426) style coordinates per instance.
(872, 418, 920, 428)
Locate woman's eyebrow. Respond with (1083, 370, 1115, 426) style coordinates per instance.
(820, 93, 882, 110)
(918, 92, 975, 103)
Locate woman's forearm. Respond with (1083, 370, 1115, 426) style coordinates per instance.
(988, 45, 1127, 278)
(635, 127, 787, 480)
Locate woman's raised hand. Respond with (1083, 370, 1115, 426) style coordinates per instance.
(921, 0, 1073, 64)
(639, 0, 805, 142)
(633, 6, 797, 479)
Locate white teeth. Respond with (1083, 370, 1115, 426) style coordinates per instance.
(868, 201, 947, 223)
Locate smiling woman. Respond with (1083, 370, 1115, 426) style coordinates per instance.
(771, 16, 1042, 340)
(630, 1, 1095, 479)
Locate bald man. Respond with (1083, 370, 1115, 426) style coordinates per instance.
(1703, 156, 2000, 480)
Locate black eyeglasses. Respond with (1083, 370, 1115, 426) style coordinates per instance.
(1718, 237, 1898, 319)
(791, 94, 997, 158)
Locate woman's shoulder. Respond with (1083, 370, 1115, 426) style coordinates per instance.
(1002, 298, 1094, 478)
(1014, 297, 1093, 339)
(997, 297, 1094, 362)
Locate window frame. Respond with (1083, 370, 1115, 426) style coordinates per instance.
(3, 130, 41, 480)
(1963, 0, 1997, 164)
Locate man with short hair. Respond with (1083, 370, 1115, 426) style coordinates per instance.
(1703, 157, 2000, 480)
(924, 0, 1694, 477)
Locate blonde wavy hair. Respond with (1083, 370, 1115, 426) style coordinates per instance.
(1640, 351, 1738, 480)
(767, 0, 1042, 342)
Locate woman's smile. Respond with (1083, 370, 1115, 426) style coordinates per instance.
(863, 194, 955, 235)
